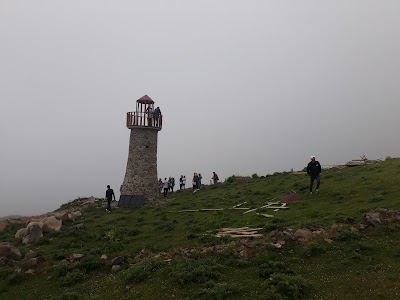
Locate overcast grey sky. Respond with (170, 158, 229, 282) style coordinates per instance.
(1, 1, 399, 217)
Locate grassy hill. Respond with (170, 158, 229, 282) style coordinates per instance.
(1, 158, 400, 300)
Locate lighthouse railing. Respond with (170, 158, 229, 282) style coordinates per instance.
(126, 112, 163, 129)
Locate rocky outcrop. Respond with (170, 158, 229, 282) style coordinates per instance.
(22, 224, 43, 245)
(42, 216, 62, 233)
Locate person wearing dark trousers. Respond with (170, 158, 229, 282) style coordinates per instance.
(105, 185, 116, 212)
(162, 178, 169, 197)
(307, 156, 322, 194)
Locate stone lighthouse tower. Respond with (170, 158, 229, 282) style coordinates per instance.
(119, 95, 163, 208)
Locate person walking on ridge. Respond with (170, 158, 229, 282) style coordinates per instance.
(105, 185, 116, 212)
(307, 155, 322, 194)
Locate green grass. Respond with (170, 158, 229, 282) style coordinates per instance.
(1, 158, 400, 299)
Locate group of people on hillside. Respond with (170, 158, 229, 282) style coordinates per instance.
(105, 155, 323, 212)
(159, 177, 176, 197)
(157, 172, 220, 197)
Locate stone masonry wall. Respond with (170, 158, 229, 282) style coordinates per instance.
(121, 128, 159, 203)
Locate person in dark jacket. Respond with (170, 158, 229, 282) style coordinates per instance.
(307, 156, 321, 194)
(105, 185, 116, 212)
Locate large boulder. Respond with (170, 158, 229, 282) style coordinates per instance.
(22, 224, 43, 245)
(0, 243, 22, 261)
(27, 221, 44, 233)
(15, 227, 29, 243)
(70, 211, 82, 219)
(42, 216, 62, 233)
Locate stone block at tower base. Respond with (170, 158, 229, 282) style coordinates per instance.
(118, 195, 145, 208)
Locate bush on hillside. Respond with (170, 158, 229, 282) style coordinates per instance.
(226, 176, 236, 184)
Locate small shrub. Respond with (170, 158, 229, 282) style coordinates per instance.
(258, 260, 293, 278)
(168, 258, 223, 285)
(336, 230, 363, 242)
(61, 292, 82, 300)
(195, 283, 239, 300)
(7, 272, 25, 285)
(62, 270, 84, 287)
(226, 176, 236, 184)
(302, 243, 327, 257)
(0, 269, 13, 281)
(262, 273, 312, 300)
(252, 173, 259, 179)
(124, 259, 165, 284)
(78, 256, 102, 273)
(368, 194, 384, 203)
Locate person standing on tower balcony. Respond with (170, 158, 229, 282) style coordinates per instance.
(146, 106, 154, 127)
(105, 185, 115, 212)
(154, 106, 161, 127)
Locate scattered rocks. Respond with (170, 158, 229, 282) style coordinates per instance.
(100, 254, 108, 260)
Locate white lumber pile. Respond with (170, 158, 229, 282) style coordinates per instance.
(215, 227, 264, 238)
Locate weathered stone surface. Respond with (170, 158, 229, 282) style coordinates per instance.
(15, 228, 29, 243)
(120, 128, 160, 203)
(60, 212, 72, 221)
(0, 243, 22, 260)
(100, 254, 108, 260)
(21, 256, 45, 269)
(27, 221, 44, 233)
(111, 256, 126, 266)
(66, 253, 84, 263)
(294, 229, 313, 244)
(71, 211, 82, 218)
(24, 251, 40, 260)
(111, 265, 122, 272)
(364, 212, 382, 226)
(72, 223, 85, 230)
(42, 216, 62, 233)
(22, 224, 43, 245)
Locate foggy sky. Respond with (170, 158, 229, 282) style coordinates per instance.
(1, 1, 399, 217)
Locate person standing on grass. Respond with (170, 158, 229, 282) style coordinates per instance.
(169, 176, 175, 192)
(105, 185, 115, 212)
(182, 175, 186, 190)
(162, 178, 169, 197)
(192, 173, 199, 192)
(179, 175, 183, 190)
(212, 172, 219, 184)
(198, 173, 202, 189)
(307, 155, 322, 194)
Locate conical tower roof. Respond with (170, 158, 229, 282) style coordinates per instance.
(137, 95, 154, 104)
